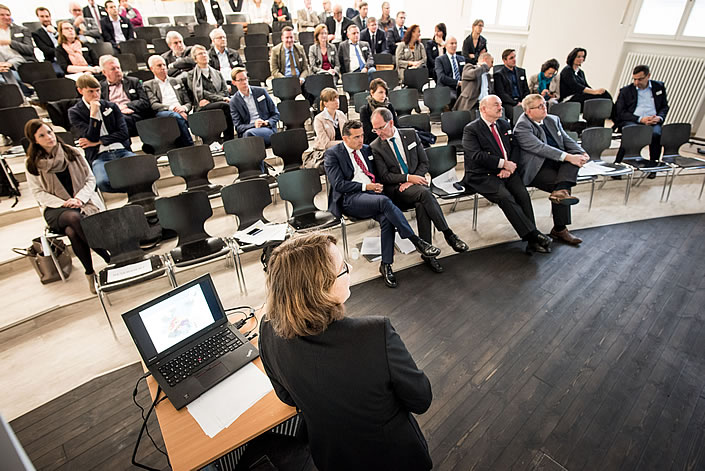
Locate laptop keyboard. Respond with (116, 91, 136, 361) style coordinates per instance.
(158, 329, 244, 387)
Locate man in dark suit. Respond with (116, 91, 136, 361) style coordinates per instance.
(351, 1, 368, 30)
(83, 0, 107, 33)
(514, 94, 588, 246)
(386, 11, 406, 46)
(195, 0, 226, 25)
(162, 31, 194, 77)
(99, 55, 151, 137)
(324, 120, 441, 288)
(337, 24, 375, 75)
(360, 17, 387, 54)
(463, 95, 551, 253)
(493, 48, 530, 121)
(614, 64, 669, 165)
(229, 67, 280, 146)
(434, 36, 465, 106)
(68, 74, 135, 192)
(32, 7, 61, 74)
(370, 108, 468, 272)
(208, 27, 243, 90)
(100, 0, 133, 51)
(325, 5, 353, 45)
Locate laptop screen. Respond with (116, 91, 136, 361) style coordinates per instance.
(122, 274, 226, 363)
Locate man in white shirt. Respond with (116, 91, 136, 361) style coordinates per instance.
(100, 0, 133, 51)
(297, 0, 320, 30)
(83, 0, 106, 33)
(337, 24, 374, 76)
(325, 4, 352, 45)
(434, 36, 465, 106)
(208, 27, 243, 88)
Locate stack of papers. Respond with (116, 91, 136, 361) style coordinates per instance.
(431, 168, 464, 194)
(578, 161, 619, 177)
(394, 233, 416, 254)
(234, 220, 288, 246)
(106, 259, 152, 283)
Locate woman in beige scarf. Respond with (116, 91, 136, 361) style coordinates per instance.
(24, 119, 109, 294)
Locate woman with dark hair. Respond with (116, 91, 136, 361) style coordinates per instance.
(559, 47, 612, 107)
(259, 232, 433, 471)
(359, 78, 400, 144)
(462, 19, 486, 65)
(395, 24, 426, 81)
(308, 24, 339, 78)
(54, 20, 101, 75)
(529, 58, 560, 101)
(24, 119, 110, 294)
(271, 0, 291, 22)
(425, 22, 446, 79)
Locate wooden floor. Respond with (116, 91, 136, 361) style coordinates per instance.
(11, 214, 705, 471)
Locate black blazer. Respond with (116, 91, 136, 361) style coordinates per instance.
(387, 25, 404, 46)
(461, 117, 516, 193)
(324, 142, 378, 218)
(207, 46, 244, 74)
(325, 16, 354, 42)
(461, 34, 486, 64)
(32, 27, 58, 62)
(493, 66, 530, 107)
(195, 0, 225, 25)
(559, 65, 589, 101)
(371, 128, 429, 195)
(435, 53, 465, 90)
(99, 76, 151, 117)
(67, 99, 131, 163)
(100, 15, 134, 47)
(360, 28, 387, 54)
(83, 4, 108, 22)
(360, 102, 400, 145)
(425, 41, 443, 77)
(271, 3, 291, 21)
(260, 316, 432, 471)
(614, 80, 669, 129)
(55, 43, 99, 73)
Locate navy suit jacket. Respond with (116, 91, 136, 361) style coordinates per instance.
(100, 15, 134, 47)
(324, 142, 377, 218)
(229, 86, 280, 137)
(360, 28, 387, 54)
(68, 99, 131, 163)
(614, 80, 669, 129)
(435, 53, 465, 89)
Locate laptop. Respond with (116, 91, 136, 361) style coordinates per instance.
(123, 274, 259, 410)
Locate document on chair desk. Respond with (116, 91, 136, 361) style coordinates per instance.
(578, 161, 618, 176)
(187, 363, 274, 438)
(107, 259, 152, 283)
(234, 220, 288, 245)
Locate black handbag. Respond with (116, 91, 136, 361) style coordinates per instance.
(13, 237, 73, 284)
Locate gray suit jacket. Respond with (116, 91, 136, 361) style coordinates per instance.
(513, 113, 584, 185)
(296, 8, 320, 28)
(453, 63, 493, 112)
(337, 40, 374, 74)
(7, 24, 37, 63)
(308, 42, 340, 76)
(370, 128, 428, 196)
(143, 77, 193, 113)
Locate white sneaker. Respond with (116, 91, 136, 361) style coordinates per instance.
(209, 142, 223, 153)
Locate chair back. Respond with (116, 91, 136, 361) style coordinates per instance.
(272, 77, 302, 101)
(155, 191, 213, 246)
(120, 39, 149, 63)
(620, 124, 654, 159)
(168, 25, 191, 39)
(271, 128, 308, 171)
(226, 33, 242, 50)
(0, 106, 39, 144)
(167, 145, 216, 191)
(135, 26, 161, 43)
(373, 53, 394, 65)
(389, 88, 418, 116)
(128, 70, 154, 82)
(661, 123, 691, 157)
(353, 91, 370, 113)
(221, 179, 272, 229)
(245, 33, 268, 47)
(342, 72, 369, 97)
(89, 42, 114, 58)
(81, 205, 151, 265)
(426, 145, 457, 178)
(136, 117, 182, 155)
(188, 110, 227, 145)
(152, 38, 169, 55)
(398, 113, 431, 133)
(194, 23, 215, 38)
(278, 100, 311, 129)
(299, 31, 314, 45)
(423, 86, 450, 118)
(222, 23, 244, 38)
(226, 13, 248, 23)
(512, 104, 524, 123)
(0, 83, 24, 108)
(245, 59, 271, 83)
(33, 78, 79, 104)
(305, 74, 335, 105)
(338, 93, 349, 116)
(272, 31, 282, 46)
(548, 101, 580, 124)
(116, 53, 138, 72)
(247, 23, 270, 35)
(147, 16, 170, 25)
(272, 21, 293, 33)
(174, 15, 196, 25)
(224, 136, 267, 180)
(105, 154, 160, 211)
(583, 98, 613, 128)
(185, 36, 210, 48)
(403, 67, 428, 92)
(18, 62, 55, 84)
(46, 98, 80, 135)
(441, 110, 471, 146)
(370, 69, 398, 90)
(277, 168, 322, 216)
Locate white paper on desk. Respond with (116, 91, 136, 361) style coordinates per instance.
(187, 363, 273, 438)
(394, 233, 416, 254)
(360, 236, 381, 255)
(432, 168, 464, 194)
(578, 161, 618, 177)
(234, 220, 288, 245)
(106, 259, 152, 283)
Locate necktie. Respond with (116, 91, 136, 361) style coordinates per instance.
(362, 17, 366, 29)
(353, 150, 375, 182)
(353, 44, 364, 71)
(287, 49, 297, 77)
(450, 55, 459, 81)
(94, 6, 102, 32)
(540, 123, 559, 148)
(490, 123, 506, 159)
(390, 137, 408, 173)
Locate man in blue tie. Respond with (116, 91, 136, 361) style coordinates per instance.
(434, 36, 465, 107)
(270, 26, 310, 83)
(337, 24, 375, 78)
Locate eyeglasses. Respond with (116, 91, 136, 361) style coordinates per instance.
(530, 103, 547, 110)
(372, 120, 391, 134)
(336, 261, 350, 278)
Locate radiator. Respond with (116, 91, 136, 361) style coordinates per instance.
(618, 52, 705, 126)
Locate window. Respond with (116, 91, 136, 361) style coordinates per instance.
(632, 0, 705, 39)
(683, 0, 705, 37)
(468, 0, 532, 29)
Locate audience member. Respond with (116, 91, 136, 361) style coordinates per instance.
(360, 78, 399, 144)
(270, 26, 309, 82)
(68, 2, 101, 43)
(494, 48, 529, 120)
(118, 0, 142, 28)
(144, 55, 195, 149)
(99, 55, 151, 137)
(461, 19, 486, 65)
(32, 7, 62, 74)
(386, 10, 406, 46)
(55, 20, 101, 75)
(337, 24, 374, 76)
(162, 31, 194, 77)
(101, 0, 134, 51)
(68, 74, 135, 192)
(188, 44, 234, 140)
(306, 86, 347, 170)
(308, 24, 340, 79)
(247, 0, 273, 26)
(0, 4, 36, 64)
(425, 23, 446, 80)
(324, 120, 441, 288)
(351, 1, 368, 30)
(370, 107, 468, 273)
(195, 0, 225, 25)
(345, 0, 361, 19)
(514, 94, 587, 245)
(462, 95, 551, 254)
(319, 0, 333, 21)
(434, 36, 464, 106)
(208, 27, 243, 87)
(360, 16, 386, 54)
(297, 0, 320, 29)
(326, 4, 353, 45)
(529, 58, 560, 102)
(229, 67, 279, 146)
(395, 24, 425, 82)
(82, 0, 107, 33)
(454, 52, 494, 112)
(272, 0, 291, 22)
(24, 119, 110, 294)
(614, 64, 669, 167)
(259, 232, 433, 469)
(559, 47, 612, 107)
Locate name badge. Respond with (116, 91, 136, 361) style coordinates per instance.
(377, 40, 382, 44)
(361, 46, 368, 51)
(14, 33, 24, 38)
(213, 3, 219, 7)
(367, 155, 374, 160)
(103, 108, 113, 116)
(520, 76, 525, 80)
(557, 131, 561, 136)
(407, 141, 417, 150)
(129, 88, 135, 93)
(256, 95, 265, 102)
(101, 11, 107, 15)
(656, 90, 663, 95)
(507, 130, 512, 134)
(173, 84, 181, 89)
(121, 23, 128, 28)
(81, 47, 89, 51)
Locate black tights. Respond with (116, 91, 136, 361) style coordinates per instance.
(56, 210, 110, 275)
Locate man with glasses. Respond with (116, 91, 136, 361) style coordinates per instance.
(370, 107, 468, 273)
(68, 2, 100, 43)
(229, 67, 279, 147)
(324, 119, 441, 288)
(162, 31, 194, 77)
(514, 94, 588, 246)
(208, 27, 243, 89)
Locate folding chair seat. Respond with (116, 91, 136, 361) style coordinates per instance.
(389, 88, 418, 117)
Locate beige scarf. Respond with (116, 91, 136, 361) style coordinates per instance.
(62, 40, 88, 66)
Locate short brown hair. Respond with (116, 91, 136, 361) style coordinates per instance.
(369, 77, 388, 94)
(35, 6, 49, 15)
(472, 18, 484, 27)
(502, 48, 515, 60)
(76, 74, 100, 89)
(265, 233, 344, 339)
(319, 87, 338, 109)
(281, 25, 294, 34)
(359, 1, 368, 8)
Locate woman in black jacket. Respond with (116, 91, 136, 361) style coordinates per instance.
(271, 0, 291, 22)
(559, 47, 612, 109)
(359, 78, 400, 144)
(55, 21, 101, 75)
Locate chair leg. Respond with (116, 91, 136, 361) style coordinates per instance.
(451, 197, 459, 212)
(97, 288, 117, 339)
(588, 178, 595, 211)
(164, 256, 178, 288)
(666, 167, 678, 202)
(472, 194, 478, 231)
(700, 173, 705, 200)
(660, 170, 670, 202)
(340, 218, 349, 261)
(624, 173, 632, 205)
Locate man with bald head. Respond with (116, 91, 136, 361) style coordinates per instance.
(434, 36, 465, 106)
(325, 4, 353, 45)
(462, 95, 552, 254)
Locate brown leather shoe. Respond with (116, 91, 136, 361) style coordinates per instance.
(549, 189, 580, 206)
(550, 228, 583, 245)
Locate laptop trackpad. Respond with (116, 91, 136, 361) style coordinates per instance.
(196, 362, 228, 387)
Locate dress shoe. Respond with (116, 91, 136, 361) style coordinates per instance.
(379, 263, 398, 288)
(422, 256, 444, 273)
(550, 227, 583, 245)
(444, 232, 468, 252)
(536, 232, 553, 250)
(526, 241, 551, 254)
(412, 238, 441, 258)
(86, 273, 97, 295)
(548, 189, 580, 206)
(647, 172, 656, 179)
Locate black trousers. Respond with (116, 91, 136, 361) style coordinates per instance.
(123, 112, 147, 137)
(478, 172, 536, 239)
(529, 159, 579, 228)
(391, 184, 449, 244)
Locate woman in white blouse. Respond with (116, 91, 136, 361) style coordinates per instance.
(246, 0, 273, 26)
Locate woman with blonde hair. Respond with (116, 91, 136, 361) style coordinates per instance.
(461, 19, 486, 65)
(259, 232, 433, 471)
(55, 20, 101, 75)
(395, 24, 426, 81)
(308, 24, 339, 78)
(305, 87, 347, 171)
